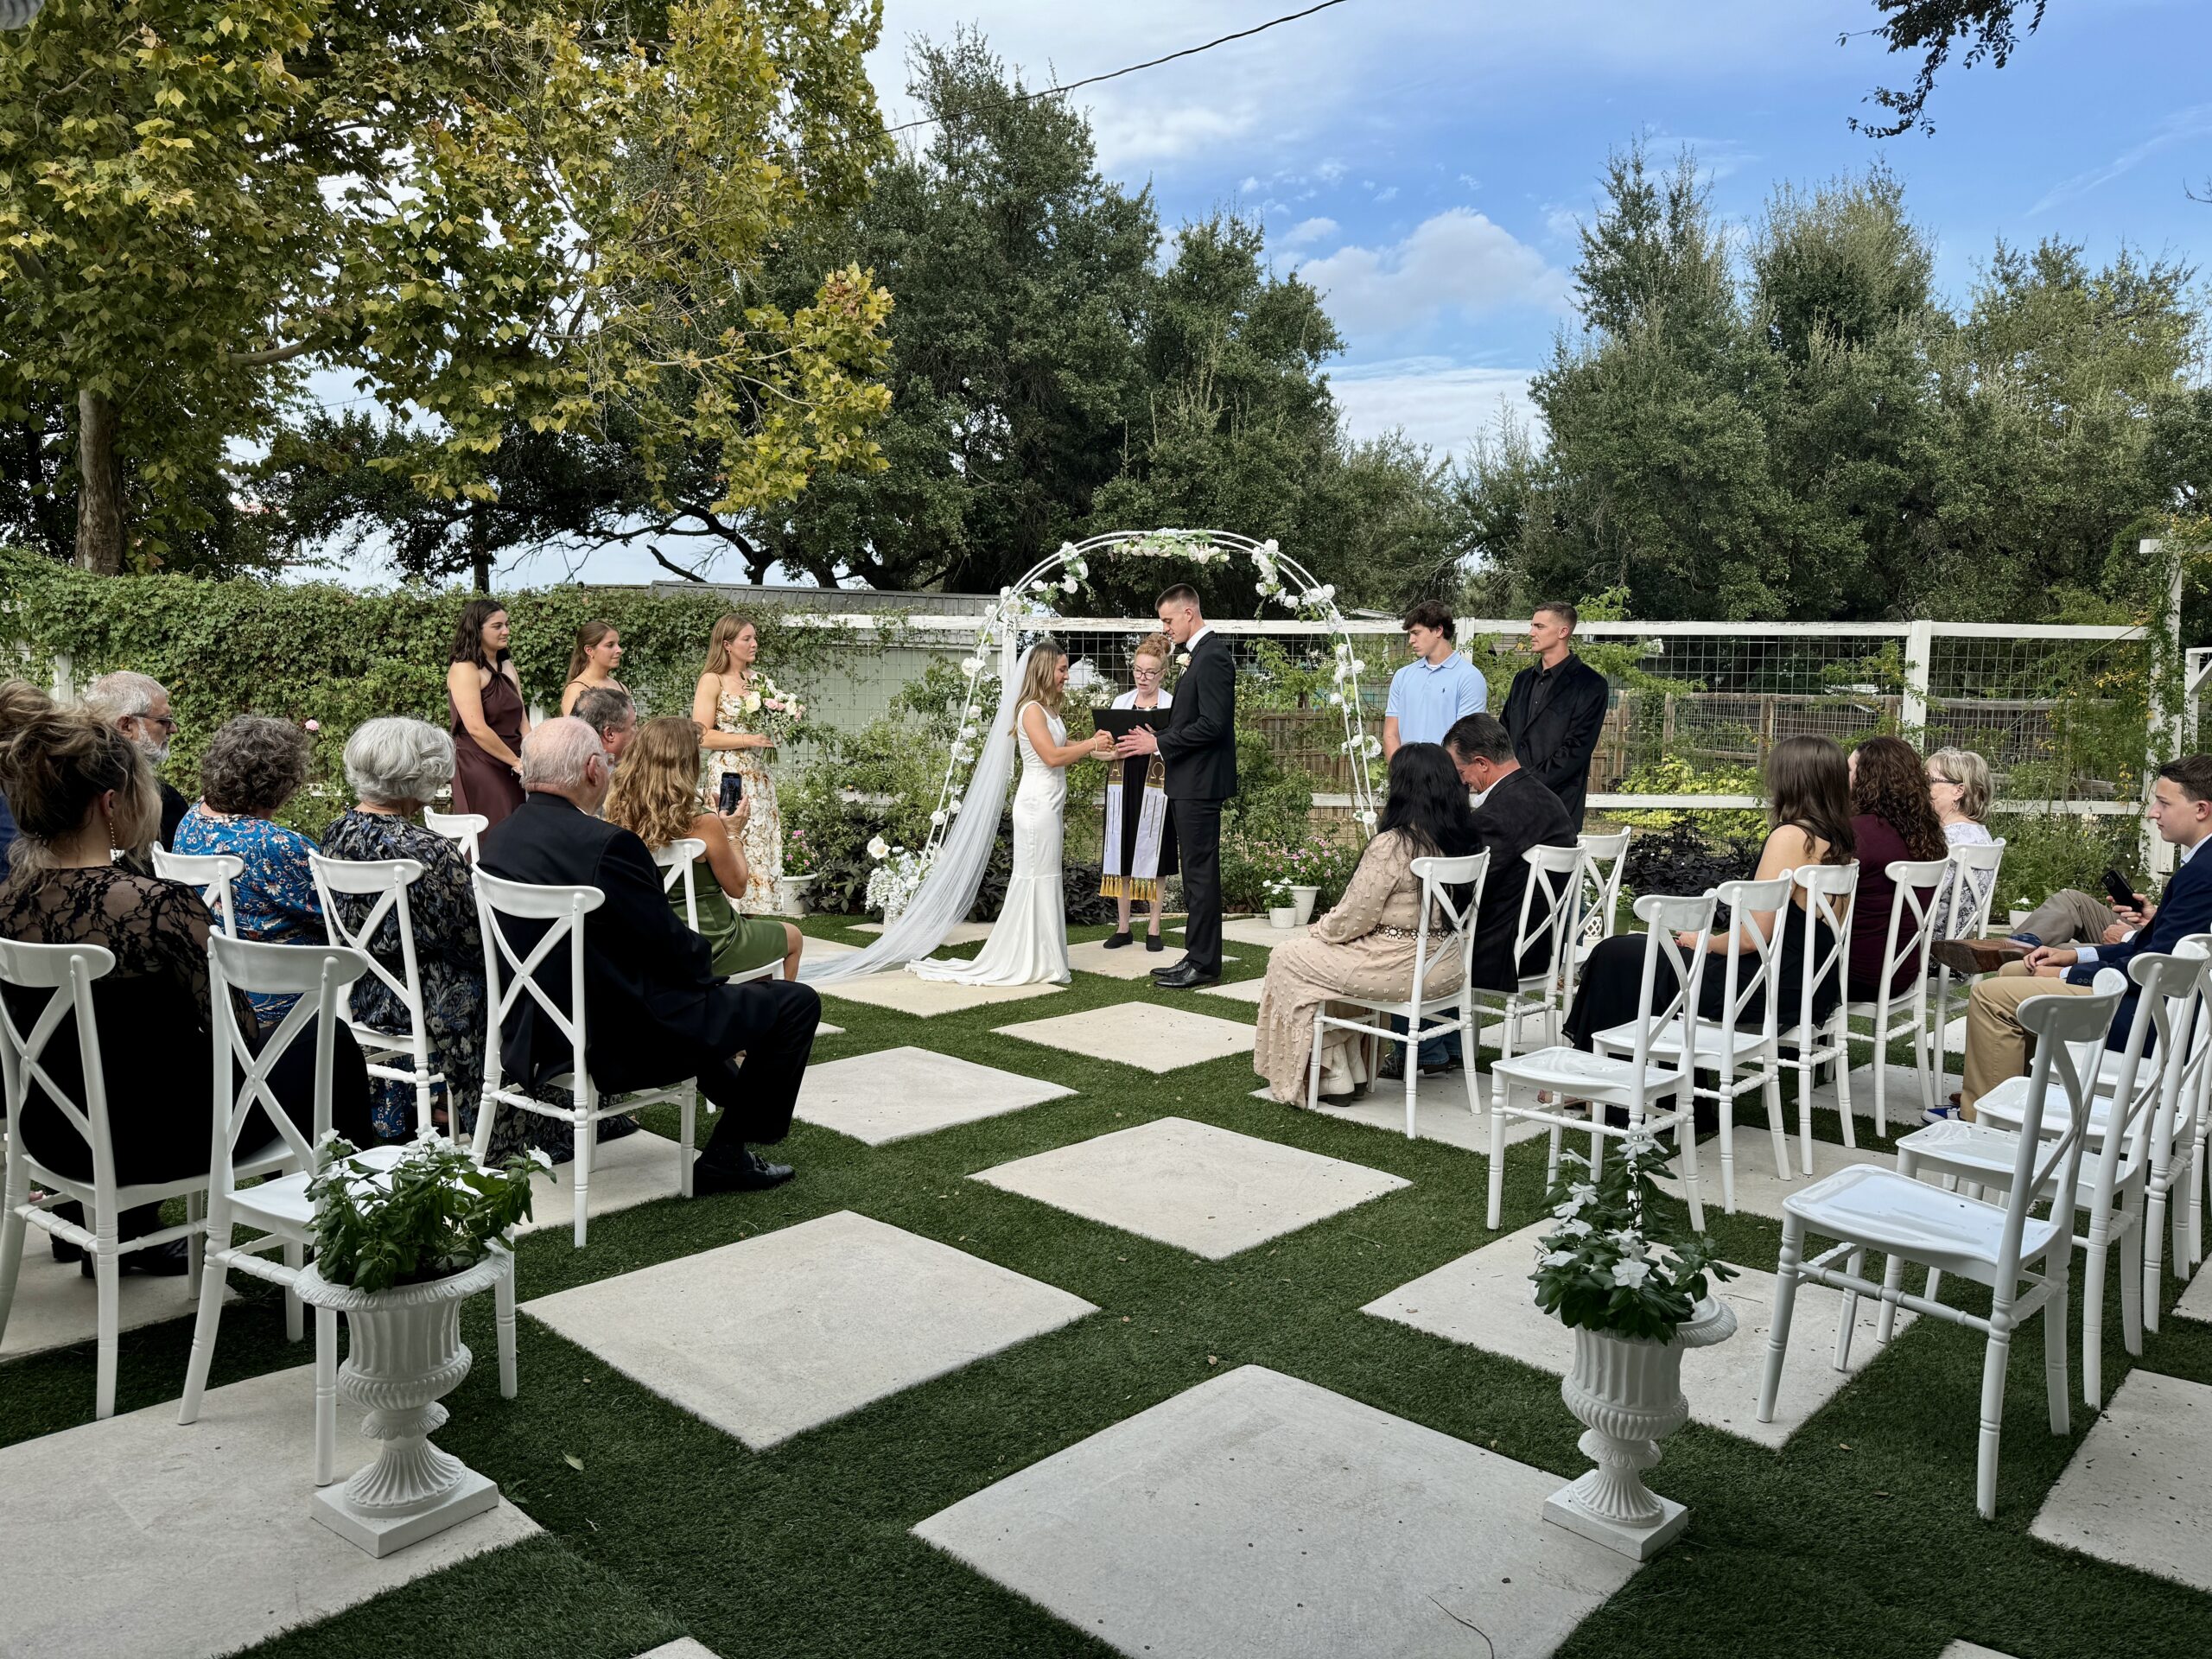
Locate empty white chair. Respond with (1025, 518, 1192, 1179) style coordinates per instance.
(0, 942, 217, 1418)
(176, 936, 518, 1482)
(1843, 856, 1951, 1135)
(1926, 838, 2007, 1094)
(1568, 828, 1632, 1001)
(149, 848, 243, 938)
(1487, 891, 1719, 1231)
(310, 852, 445, 1137)
(1308, 852, 1488, 1140)
(1757, 973, 2123, 1518)
(652, 838, 782, 988)
(1464, 843, 1586, 1078)
(2139, 939, 2212, 1322)
(1592, 874, 1794, 1213)
(423, 810, 489, 863)
(1779, 861, 1859, 1173)
(471, 870, 701, 1248)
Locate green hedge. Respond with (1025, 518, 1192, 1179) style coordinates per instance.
(0, 551, 866, 833)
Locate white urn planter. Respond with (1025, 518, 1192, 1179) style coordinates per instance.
(1287, 884, 1320, 926)
(296, 1253, 511, 1558)
(1543, 1296, 1738, 1560)
(779, 874, 817, 917)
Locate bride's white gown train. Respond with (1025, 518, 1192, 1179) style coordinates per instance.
(909, 700, 1071, 987)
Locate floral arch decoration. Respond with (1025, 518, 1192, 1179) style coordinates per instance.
(901, 530, 1381, 880)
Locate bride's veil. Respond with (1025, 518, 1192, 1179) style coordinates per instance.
(798, 644, 1036, 984)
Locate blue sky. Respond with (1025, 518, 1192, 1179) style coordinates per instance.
(320, 0, 2212, 585)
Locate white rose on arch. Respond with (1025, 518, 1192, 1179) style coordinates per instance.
(867, 836, 890, 861)
(931, 810, 948, 827)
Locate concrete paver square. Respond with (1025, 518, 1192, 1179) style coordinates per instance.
(633, 1643, 721, 1659)
(2177, 1265, 2212, 1325)
(1251, 1082, 1548, 1153)
(995, 1003, 1254, 1073)
(1363, 1221, 1916, 1447)
(0, 1230, 235, 1360)
(914, 1364, 1636, 1659)
(1196, 976, 1265, 1005)
(1170, 917, 1292, 950)
(522, 1210, 1095, 1448)
(801, 935, 859, 963)
(1068, 938, 1238, 981)
(816, 1021, 843, 1038)
(1708, 1133, 1885, 1224)
(0, 1363, 536, 1659)
(2031, 1368, 2212, 1592)
(852, 919, 995, 945)
(971, 1116, 1408, 1259)
(1941, 1644, 2023, 1659)
(515, 1128, 689, 1238)
(797, 1046, 1074, 1145)
(820, 970, 1065, 1018)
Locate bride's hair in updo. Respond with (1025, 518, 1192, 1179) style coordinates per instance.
(1008, 639, 1069, 731)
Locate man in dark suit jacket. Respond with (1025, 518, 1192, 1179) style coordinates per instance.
(478, 719, 820, 1192)
(1116, 582, 1236, 988)
(1499, 601, 1610, 829)
(1960, 754, 2212, 1111)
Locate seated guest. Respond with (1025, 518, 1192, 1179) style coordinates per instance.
(573, 683, 638, 766)
(80, 669, 188, 848)
(1925, 746, 1997, 938)
(0, 684, 372, 1271)
(322, 717, 514, 1154)
(476, 719, 818, 1192)
(1253, 744, 1479, 1104)
(1956, 756, 2212, 1116)
(601, 715, 802, 981)
(1845, 735, 1948, 1000)
(173, 715, 327, 1025)
(1449, 711, 1580, 994)
(0, 784, 14, 868)
(1564, 735, 1853, 1064)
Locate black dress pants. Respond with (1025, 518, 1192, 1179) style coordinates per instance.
(1178, 798, 1225, 976)
(592, 978, 820, 1166)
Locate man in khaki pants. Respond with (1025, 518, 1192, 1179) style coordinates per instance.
(1961, 757, 2212, 1111)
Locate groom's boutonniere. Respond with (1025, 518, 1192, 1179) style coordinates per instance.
(1176, 652, 1191, 669)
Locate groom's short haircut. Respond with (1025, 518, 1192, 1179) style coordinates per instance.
(1156, 582, 1200, 612)
(1444, 712, 1514, 765)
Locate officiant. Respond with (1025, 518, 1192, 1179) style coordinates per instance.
(1096, 632, 1180, 952)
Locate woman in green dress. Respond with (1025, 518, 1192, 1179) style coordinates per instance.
(601, 715, 802, 980)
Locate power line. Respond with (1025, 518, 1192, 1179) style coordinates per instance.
(885, 0, 1356, 135)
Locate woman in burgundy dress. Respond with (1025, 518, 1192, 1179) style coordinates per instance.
(445, 596, 528, 828)
(1845, 734, 1948, 1000)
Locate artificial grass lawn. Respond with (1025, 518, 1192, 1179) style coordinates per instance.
(6, 915, 2211, 1659)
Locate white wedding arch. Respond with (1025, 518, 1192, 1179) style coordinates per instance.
(901, 528, 1381, 878)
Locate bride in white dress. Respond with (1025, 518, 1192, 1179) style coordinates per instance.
(911, 640, 1111, 987)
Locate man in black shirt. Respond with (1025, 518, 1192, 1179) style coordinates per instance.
(1499, 601, 1609, 829)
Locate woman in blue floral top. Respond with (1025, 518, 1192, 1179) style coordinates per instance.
(172, 715, 326, 1027)
(321, 717, 512, 1153)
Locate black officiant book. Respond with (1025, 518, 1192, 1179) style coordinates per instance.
(1093, 709, 1165, 741)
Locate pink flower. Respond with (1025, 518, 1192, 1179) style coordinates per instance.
(303, 720, 321, 733)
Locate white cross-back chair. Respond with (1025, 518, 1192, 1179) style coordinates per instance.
(1779, 861, 1860, 1172)
(1487, 891, 1719, 1232)
(1307, 852, 1489, 1140)
(423, 810, 489, 863)
(1927, 838, 2007, 1092)
(1885, 953, 2194, 1406)
(0, 942, 213, 1418)
(471, 870, 701, 1248)
(1758, 972, 2123, 1518)
(1569, 829, 1632, 994)
(310, 852, 444, 1138)
(175, 936, 518, 1484)
(1592, 874, 1794, 1214)
(149, 848, 243, 938)
(1464, 843, 1585, 1079)
(651, 838, 781, 988)
(1843, 856, 1951, 1136)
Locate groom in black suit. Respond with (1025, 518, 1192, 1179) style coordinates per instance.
(1116, 582, 1236, 989)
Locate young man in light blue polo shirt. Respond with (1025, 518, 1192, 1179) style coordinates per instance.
(1379, 600, 1489, 1077)
(1382, 600, 1487, 760)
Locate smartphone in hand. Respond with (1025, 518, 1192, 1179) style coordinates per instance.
(718, 771, 744, 816)
(2101, 868, 2139, 910)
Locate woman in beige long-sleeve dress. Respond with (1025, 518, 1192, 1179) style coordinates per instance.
(1255, 744, 1482, 1103)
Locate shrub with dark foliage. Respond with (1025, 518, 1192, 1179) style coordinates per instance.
(1619, 820, 1762, 927)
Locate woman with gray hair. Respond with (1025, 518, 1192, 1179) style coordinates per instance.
(321, 717, 506, 1150)
(1926, 745, 1997, 937)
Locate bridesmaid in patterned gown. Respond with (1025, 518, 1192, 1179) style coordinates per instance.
(691, 613, 785, 916)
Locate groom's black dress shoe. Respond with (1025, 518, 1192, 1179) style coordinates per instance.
(1150, 955, 1191, 978)
(1153, 964, 1219, 990)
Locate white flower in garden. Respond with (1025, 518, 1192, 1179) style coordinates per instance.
(1261, 538, 1280, 554)
(1317, 583, 1335, 601)
(960, 657, 982, 675)
(931, 810, 948, 826)
(1336, 640, 1353, 658)
(1569, 1181, 1597, 1204)
(1556, 1217, 1592, 1237)
(867, 836, 890, 861)
(1607, 1230, 1645, 1254)
(1062, 576, 1078, 594)
(1326, 690, 1344, 707)
(1058, 541, 1077, 556)
(1552, 1197, 1587, 1220)
(1362, 735, 1382, 759)
(1541, 1249, 1580, 1268)
(1611, 1259, 1654, 1289)
(1332, 661, 1349, 682)
(1357, 809, 1377, 827)
(948, 797, 963, 814)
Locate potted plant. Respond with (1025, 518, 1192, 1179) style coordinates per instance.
(1529, 1133, 1738, 1560)
(1264, 877, 1300, 929)
(295, 1132, 541, 1557)
(781, 828, 820, 917)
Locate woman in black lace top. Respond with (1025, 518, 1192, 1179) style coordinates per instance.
(0, 685, 371, 1262)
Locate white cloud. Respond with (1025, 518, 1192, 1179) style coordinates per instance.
(1373, 184, 1399, 203)
(1315, 158, 1349, 183)
(1280, 215, 1339, 247)
(1330, 359, 1544, 462)
(1290, 209, 1572, 338)
(2030, 102, 2212, 215)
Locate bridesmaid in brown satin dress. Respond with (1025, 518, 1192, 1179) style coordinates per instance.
(445, 596, 529, 828)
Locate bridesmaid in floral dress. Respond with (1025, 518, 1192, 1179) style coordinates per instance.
(691, 613, 785, 916)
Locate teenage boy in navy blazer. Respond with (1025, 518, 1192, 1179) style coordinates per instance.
(1116, 583, 1236, 989)
(1956, 754, 2212, 1115)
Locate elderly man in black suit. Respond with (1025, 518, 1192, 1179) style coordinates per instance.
(1116, 582, 1239, 989)
(478, 717, 819, 1193)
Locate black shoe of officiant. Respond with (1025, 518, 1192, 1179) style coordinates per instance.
(1154, 964, 1219, 990)
(1147, 933, 1165, 953)
(1103, 930, 1134, 950)
(693, 1149, 794, 1195)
